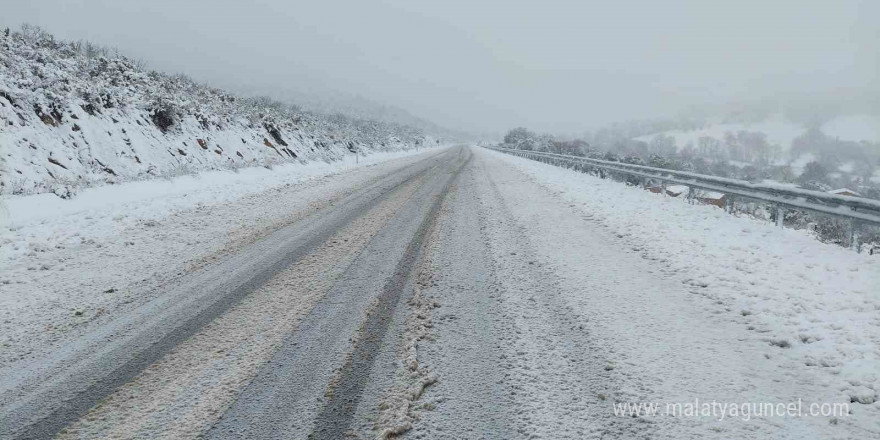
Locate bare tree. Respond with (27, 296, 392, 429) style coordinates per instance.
(697, 136, 723, 159)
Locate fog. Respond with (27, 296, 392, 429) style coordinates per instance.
(3, 0, 878, 137)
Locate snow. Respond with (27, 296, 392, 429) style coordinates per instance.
(697, 190, 725, 200)
(485, 147, 880, 437)
(635, 115, 806, 151)
(635, 113, 880, 153)
(665, 184, 689, 196)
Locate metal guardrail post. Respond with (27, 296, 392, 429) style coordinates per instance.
(774, 204, 784, 228)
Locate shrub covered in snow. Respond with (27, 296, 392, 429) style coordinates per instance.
(0, 25, 440, 196)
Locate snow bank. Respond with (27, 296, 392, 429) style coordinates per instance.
(486, 148, 880, 421)
(0, 147, 442, 266)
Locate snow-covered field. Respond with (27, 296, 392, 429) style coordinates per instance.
(635, 115, 806, 150)
(634, 114, 880, 152)
(485, 148, 880, 437)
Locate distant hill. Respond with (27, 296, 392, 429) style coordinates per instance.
(633, 114, 880, 154)
(267, 89, 460, 138)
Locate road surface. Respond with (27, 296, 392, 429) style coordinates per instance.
(0, 146, 863, 439)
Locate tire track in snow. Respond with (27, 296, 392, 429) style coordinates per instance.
(475, 154, 654, 439)
(297, 149, 466, 439)
(203, 147, 469, 439)
(2, 149, 456, 440)
(387, 159, 521, 439)
(398, 148, 654, 439)
(52, 167, 430, 440)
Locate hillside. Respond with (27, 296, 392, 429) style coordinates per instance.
(632, 114, 880, 157)
(0, 26, 442, 197)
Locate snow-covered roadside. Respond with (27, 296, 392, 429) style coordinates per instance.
(0, 147, 445, 370)
(0, 147, 441, 266)
(482, 147, 880, 436)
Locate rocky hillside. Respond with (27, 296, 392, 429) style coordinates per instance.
(0, 26, 440, 197)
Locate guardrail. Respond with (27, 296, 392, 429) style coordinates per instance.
(486, 146, 880, 252)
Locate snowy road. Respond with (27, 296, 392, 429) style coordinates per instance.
(1, 146, 877, 439)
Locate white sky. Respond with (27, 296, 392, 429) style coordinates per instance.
(3, 0, 878, 136)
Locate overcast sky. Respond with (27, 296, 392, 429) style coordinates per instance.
(3, 0, 878, 136)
